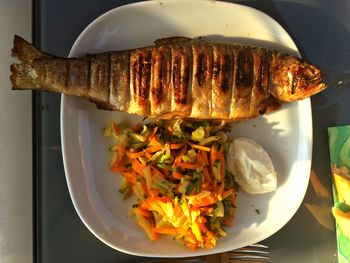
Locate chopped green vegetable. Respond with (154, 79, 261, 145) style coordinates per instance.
(191, 126, 206, 141)
(224, 171, 238, 190)
(156, 163, 173, 171)
(186, 177, 200, 195)
(187, 149, 197, 160)
(119, 178, 132, 199)
(159, 143, 171, 163)
(178, 179, 191, 195)
(212, 159, 222, 182)
(182, 155, 193, 163)
(172, 119, 187, 138)
(214, 201, 224, 217)
(223, 198, 235, 216)
(128, 131, 146, 142)
(199, 136, 219, 146)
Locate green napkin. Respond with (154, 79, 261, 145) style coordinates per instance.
(328, 125, 350, 263)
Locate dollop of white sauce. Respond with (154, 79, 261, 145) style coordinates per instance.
(226, 137, 277, 194)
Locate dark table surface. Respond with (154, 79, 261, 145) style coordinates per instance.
(34, 0, 349, 262)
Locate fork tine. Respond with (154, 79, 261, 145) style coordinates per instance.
(245, 244, 268, 249)
(229, 244, 270, 263)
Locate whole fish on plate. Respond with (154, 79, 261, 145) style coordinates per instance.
(10, 35, 326, 121)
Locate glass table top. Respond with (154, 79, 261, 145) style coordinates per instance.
(34, 0, 349, 262)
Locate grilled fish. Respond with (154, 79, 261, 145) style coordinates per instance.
(10, 35, 326, 121)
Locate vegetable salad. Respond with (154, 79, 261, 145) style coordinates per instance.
(104, 119, 238, 250)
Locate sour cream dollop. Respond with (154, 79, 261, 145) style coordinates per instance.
(226, 137, 277, 194)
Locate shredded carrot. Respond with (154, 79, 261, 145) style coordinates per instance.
(174, 146, 187, 164)
(112, 121, 121, 134)
(173, 171, 184, 180)
(162, 167, 171, 177)
(202, 168, 212, 184)
(217, 181, 225, 199)
(136, 208, 153, 219)
(152, 227, 181, 235)
(131, 159, 146, 174)
(198, 222, 215, 240)
(222, 189, 234, 200)
(145, 152, 153, 159)
(201, 182, 209, 190)
(200, 150, 209, 165)
(148, 136, 162, 147)
(140, 202, 151, 210)
(140, 179, 149, 195)
(120, 171, 137, 184)
(134, 208, 158, 241)
(176, 162, 201, 170)
(212, 180, 217, 192)
(170, 142, 186, 149)
(105, 119, 237, 250)
(110, 147, 127, 172)
(150, 165, 165, 178)
(196, 151, 206, 166)
(147, 188, 161, 198)
(117, 143, 125, 161)
(194, 195, 218, 207)
(145, 145, 163, 153)
(186, 230, 197, 244)
(149, 127, 158, 139)
(210, 145, 217, 166)
(188, 142, 211, 152)
(111, 164, 128, 173)
(217, 147, 226, 181)
(126, 150, 145, 159)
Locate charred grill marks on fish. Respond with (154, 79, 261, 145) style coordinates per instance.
(10, 35, 327, 121)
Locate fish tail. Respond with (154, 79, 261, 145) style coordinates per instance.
(12, 35, 49, 63)
(10, 35, 51, 91)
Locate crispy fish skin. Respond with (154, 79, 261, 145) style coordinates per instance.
(109, 51, 130, 112)
(191, 42, 213, 118)
(10, 35, 327, 121)
(150, 45, 171, 116)
(211, 43, 233, 119)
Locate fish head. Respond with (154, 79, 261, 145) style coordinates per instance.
(270, 54, 327, 102)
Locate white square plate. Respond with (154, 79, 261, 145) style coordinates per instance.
(61, 0, 312, 257)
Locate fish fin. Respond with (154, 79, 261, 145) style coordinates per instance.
(10, 63, 37, 90)
(93, 100, 117, 111)
(12, 35, 50, 63)
(151, 111, 188, 120)
(154, 36, 192, 46)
